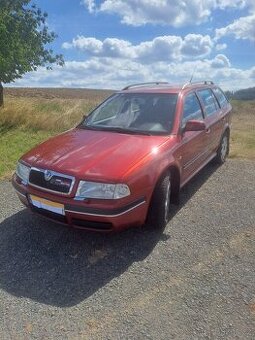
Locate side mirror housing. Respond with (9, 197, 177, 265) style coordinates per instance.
(184, 120, 206, 132)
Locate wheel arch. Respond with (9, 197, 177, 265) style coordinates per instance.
(222, 125, 230, 155)
(145, 163, 180, 228)
(224, 125, 230, 137)
(169, 164, 181, 204)
(152, 163, 181, 205)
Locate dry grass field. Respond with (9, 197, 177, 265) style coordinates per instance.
(0, 88, 254, 178)
(230, 100, 255, 159)
(4, 87, 114, 100)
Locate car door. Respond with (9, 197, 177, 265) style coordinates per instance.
(177, 92, 208, 185)
(196, 88, 222, 155)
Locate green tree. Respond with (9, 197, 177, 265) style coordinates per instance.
(0, 0, 64, 106)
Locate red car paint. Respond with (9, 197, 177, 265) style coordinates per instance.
(12, 82, 232, 231)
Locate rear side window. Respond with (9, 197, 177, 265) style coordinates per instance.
(197, 89, 220, 116)
(182, 92, 203, 127)
(213, 87, 228, 108)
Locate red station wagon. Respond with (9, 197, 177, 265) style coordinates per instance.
(12, 81, 232, 232)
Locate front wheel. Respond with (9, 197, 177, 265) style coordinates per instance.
(146, 173, 171, 229)
(215, 132, 229, 164)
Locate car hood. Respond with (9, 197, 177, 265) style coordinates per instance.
(22, 128, 170, 181)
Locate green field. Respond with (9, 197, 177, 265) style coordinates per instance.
(0, 90, 254, 179)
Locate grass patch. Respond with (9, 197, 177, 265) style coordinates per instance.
(0, 128, 53, 179)
(35, 101, 64, 113)
(0, 94, 107, 178)
(0, 97, 100, 132)
(0, 94, 254, 179)
(229, 100, 255, 160)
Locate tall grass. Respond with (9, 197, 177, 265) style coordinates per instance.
(0, 97, 101, 132)
(0, 129, 52, 179)
(230, 100, 255, 159)
(0, 95, 105, 178)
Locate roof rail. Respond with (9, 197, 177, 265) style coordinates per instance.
(122, 82, 169, 91)
(182, 80, 214, 90)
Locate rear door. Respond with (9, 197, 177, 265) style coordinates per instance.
(177, 92, 208, 184)
(212, 87, 232, 134)
(196, 88, 222, 155)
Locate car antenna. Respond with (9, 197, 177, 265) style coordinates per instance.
(189, 66, 197, 83)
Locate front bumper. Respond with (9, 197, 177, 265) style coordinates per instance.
(12, 175, 148, 232)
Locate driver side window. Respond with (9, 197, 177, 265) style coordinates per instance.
(182, 92, 203, 128)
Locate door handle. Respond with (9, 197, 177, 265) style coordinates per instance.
(206, 127, 211, 133)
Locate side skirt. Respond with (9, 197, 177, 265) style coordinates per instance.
(180, 152, 217, 189)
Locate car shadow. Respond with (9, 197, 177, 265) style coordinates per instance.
(0, 162, 219, 307)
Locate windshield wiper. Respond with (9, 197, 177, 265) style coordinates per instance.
(79, 125, 152, 135)
(98, 127, 152, 136)
(78, 125, 105, 131)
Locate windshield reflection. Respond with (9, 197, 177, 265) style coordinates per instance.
(81, 93, 178, 135)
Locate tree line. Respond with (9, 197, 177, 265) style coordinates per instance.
(225, 87, 255, 101)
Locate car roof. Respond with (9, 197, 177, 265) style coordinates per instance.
(119, 81, 216, 94)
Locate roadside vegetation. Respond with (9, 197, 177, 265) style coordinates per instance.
(0, 90, 254, 178)
(230, 100, 255, 159)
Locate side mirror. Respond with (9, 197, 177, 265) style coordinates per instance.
(184, 120, 206, 132)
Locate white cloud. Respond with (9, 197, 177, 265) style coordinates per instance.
(82, 0, 251, 27)
(84, 0, 96, 13)
(215, 43, 227, 51)
(216, 0, 247, 9)
(215, 14, 255, 41)
(63, 36, 135, 58)
(181, 34, 213, 56)
(134, 36, 183, 61)
(12, 56, 254, 91)
(63, 34, 214, 61)
(211, 54, 231, 68)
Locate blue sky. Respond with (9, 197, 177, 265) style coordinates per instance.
(13, 0, 255, 90)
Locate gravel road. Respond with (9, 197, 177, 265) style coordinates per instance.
(0, 159, 254, 340)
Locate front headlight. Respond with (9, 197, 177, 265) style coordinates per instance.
(75, 181, 130, 199)
(16, 161, 30, 184)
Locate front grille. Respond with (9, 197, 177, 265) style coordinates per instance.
(29, 168, 74, 194)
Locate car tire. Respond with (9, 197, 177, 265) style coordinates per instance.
(215, 131, 230, 164)
(146, 173, 171, 229)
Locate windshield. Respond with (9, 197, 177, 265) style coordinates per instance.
(80, 93, 178, 135)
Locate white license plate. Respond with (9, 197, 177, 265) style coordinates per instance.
(30, 195, 65, 215)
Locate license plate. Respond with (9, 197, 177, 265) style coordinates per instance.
(29, 195, 65, 215)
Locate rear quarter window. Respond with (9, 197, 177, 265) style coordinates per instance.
(213, 87, 229, 108)
(197, 88, 220, 116)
